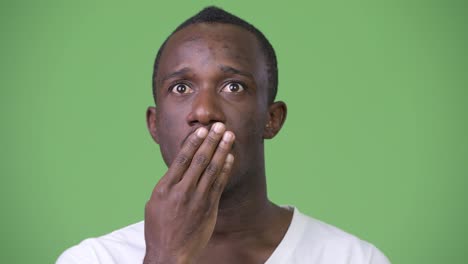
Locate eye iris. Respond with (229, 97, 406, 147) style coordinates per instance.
(176, 84, 186, 93)
(229, 83, 239, 92)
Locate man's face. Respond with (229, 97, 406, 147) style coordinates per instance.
(150, 23, 271, 187)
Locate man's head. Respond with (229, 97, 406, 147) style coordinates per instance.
(147, 6, 287, 191)
(152, 6, 278, 104)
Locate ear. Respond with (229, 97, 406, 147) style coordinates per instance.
(146, 106, 160, 144)
(263, 101, 287, 139)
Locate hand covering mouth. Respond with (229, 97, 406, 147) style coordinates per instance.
(179, 124, 236, 151)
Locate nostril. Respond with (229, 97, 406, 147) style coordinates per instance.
(186, 92, 226, 126)
(188, 121, 218, 131)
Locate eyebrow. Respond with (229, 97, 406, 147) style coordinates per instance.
(159, 65, 254, 84)
(219, 65, 254, 80)
(160, 67, 191, 83)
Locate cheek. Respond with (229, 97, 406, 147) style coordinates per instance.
(156, 107, 189, 166)
(230, 105, 265, 144)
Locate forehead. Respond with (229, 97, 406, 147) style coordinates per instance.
(156, 23, 267, 85)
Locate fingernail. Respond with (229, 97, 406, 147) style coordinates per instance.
(222, 132, 233, 142)
(197, 127, 208, 138)
(213, 123, 224, 133)
(226, 153, 234, 163)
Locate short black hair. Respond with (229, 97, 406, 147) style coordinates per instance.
(152, 6, 278, 103)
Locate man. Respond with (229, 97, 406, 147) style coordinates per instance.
(57, 6, 391, 264)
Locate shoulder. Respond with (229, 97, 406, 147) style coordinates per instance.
(271, 207, 391, 264)
(56, 221, 145, 264)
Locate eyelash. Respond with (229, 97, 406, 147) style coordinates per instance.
(221, 80, 247, 92)
(168, 82, 192, 93)
(168, 80, 248, 94)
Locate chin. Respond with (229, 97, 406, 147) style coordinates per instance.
(220, 165, 247, 196)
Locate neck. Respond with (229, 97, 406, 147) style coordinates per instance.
(212, 167, 276, 240)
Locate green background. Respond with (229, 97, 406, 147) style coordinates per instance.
(1, 0, 467, 263)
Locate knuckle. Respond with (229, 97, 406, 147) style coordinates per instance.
(205, 163, 220, 176)
(221, 164, 232, 174)
(211, 178, 225, 192)
(174, 154, 191, 166)
(194, 154, 209, 167)
(187, 136, 201, 148)
(217, 142, 230, 152)
(205, 134, 219, 145)
(172, 189, 189, 204)
(193, 193, 211, 211)
(154, 185, 168, 198)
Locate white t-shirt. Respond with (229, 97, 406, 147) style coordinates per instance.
(57, 207, 391, 264)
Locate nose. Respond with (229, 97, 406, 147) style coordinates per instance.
(186, 89, 225, 126)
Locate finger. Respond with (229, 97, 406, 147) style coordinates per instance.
(197, 131, 235, 194)
(208, 153, 235, 202)
(163, 127, 208, 186)
(178, 122, 226, 189)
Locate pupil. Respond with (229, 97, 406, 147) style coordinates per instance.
(177, 85, 186, 93)
(230, 84, 239, 91)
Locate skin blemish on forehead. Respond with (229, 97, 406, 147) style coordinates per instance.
(181, 35, 203, 43)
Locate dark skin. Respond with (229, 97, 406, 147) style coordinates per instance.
(145, 23, 291, 264)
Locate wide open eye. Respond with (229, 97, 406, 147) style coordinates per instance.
(170, 83, 193, 94)
(221, 82, 245, 93)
